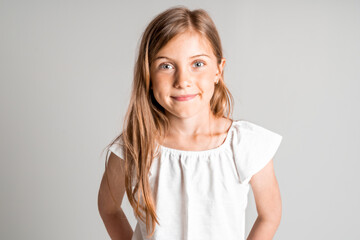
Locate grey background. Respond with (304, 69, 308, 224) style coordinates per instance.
(1, 0, 359, 239)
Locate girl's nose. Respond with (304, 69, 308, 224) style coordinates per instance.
(174, 67, 192, 88)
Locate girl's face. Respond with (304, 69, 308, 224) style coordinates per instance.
(150, 31, 226, 119)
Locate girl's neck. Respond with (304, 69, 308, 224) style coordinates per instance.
(158, 116, 233, 151)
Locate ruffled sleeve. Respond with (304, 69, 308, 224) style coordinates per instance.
(232, 121, 283, 184)
(108, 136, 138, 188)
(109, 136, 125, 160)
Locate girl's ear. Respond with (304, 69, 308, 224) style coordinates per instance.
(216, 58, 226, 79)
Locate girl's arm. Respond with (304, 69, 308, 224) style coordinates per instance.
(247, 159, 282, 240)
(99, 207, 133, 240)
(98, 152, 133, 240)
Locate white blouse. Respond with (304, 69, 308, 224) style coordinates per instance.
(109, 119, 283, 240)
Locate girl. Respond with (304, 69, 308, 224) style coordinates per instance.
(98, 6, 283, 240)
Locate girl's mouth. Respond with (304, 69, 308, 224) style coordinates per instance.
(171, 94, 198, 101)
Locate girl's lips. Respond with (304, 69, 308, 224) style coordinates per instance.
(171, 94, 198, 101)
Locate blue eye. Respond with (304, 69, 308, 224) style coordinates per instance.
(193, 61, 205, 68)
(158, 61, 205, 70)
(159, 63, 173, 70)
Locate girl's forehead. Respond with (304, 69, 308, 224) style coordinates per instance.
(155, 31, 214, 58)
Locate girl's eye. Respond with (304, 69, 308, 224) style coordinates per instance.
(158, 61, 205, 70)
(193, 61, 205, 68)
(159, 63, 174, 70)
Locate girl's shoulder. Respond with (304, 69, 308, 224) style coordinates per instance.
(232, 119, 281, 138)
(230, 119, 283, 184)
(230, 119, 283, 156)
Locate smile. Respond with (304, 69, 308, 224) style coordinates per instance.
(171, 94, 198, 102)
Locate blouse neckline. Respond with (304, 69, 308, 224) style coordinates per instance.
(158, 119, 235, 156)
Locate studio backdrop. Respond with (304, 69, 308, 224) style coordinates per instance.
(0, 0, 359, 239)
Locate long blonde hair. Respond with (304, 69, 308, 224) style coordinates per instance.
(104, 5, 234, 238)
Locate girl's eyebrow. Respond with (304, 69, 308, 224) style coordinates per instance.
(154, 54, 210, 61)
